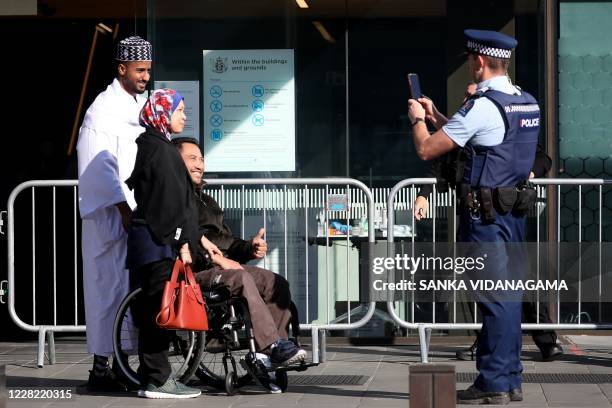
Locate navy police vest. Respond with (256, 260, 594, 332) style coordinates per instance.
(462, 88, 540, 188)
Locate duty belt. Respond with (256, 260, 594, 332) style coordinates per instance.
(458, 182, 536, 223)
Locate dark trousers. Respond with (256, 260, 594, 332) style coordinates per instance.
(195, 265, 292, 350)
(523, 302, 557, 349)
(475, 300, 523, 392)
(468, 301, 557, 350)
(459, 209, 525, 392)
(132, 258, 173, 387)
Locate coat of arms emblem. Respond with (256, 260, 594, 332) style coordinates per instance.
(212, 57, 228, 73)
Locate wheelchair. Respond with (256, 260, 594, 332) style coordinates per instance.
(113, 284, 316, 395)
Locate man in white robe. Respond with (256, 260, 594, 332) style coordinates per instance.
(76, 36, 152, 392)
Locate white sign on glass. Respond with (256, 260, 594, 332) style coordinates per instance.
(202, 49, 295, 172)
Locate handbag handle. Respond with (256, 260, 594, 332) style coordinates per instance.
(183, 262, 205, 305)
(170, 258, 205, 305)
(168, 257, 183, 284)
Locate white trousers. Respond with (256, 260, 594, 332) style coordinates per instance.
(81, 219, 134, 357)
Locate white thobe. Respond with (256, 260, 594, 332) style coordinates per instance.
(77, 78, 145, 356)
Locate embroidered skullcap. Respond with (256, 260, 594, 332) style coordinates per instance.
(464, 29, 517, 59)
(115, 36, 152, 62)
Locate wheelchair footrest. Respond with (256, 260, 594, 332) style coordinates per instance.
(239, 359, 279, 393)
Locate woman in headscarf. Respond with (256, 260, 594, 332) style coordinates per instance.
(125, 89, 201, 399)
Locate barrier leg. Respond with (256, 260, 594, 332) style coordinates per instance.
(319, 330, 327, 363)
(418, 325, 429, 363)
(37, 328, 46, 368)
(47, 331, 56, 365)
(311, 327, 319, 364)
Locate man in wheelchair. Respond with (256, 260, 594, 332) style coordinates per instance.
(172, 137, 306, 368)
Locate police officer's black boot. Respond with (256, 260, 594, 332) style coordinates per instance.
(457, 385, 510, 405)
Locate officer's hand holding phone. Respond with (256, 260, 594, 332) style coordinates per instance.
(407, 73, 432, 127)
(408, 99, 426, 125)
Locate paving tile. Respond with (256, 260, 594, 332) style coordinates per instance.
(361, 389, 409, 400)
(297, 387, 366, 405)
(509, 383, 548, 407)
(542, 383, 612, 407)
(357, 400, 409, 408)
(597, 383, 612, 403)
(228, 399, 299, 408)
(167, 397, 234, 408)
(588, 364, 612, 374)
(5, 400, 53, 408)
(104, 401, 174, 408)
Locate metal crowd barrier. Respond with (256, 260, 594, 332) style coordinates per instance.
(386, 178, 612, 363)
(6, 178, 376, 367)
(7, 180, 83, 368)
(9, 177, 608, 367)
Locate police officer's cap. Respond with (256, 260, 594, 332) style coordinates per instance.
(464, 29, 517, 59)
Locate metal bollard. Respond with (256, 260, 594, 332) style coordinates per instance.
(319, 330, 327, 363)
(409, 364, 456, 408)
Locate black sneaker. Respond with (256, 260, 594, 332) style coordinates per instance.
(510, 387, 523, 402)
(540, 344, 563, 361)
(269, 339, 306, 366)
(456, 345, 477, 361)
(457, 385, 510, 405)
(87, 368, 128, 393)
(456, 338, 478, 361)
(111, 362, 139, 392)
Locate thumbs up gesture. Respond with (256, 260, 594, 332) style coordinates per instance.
(251, 228, 267, 259)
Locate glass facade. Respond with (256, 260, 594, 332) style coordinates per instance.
(559, 1, 612, 243)
(147, 0, 544, 186)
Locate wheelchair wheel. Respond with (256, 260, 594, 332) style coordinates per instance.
(113, 287, 206, 388)
(196, 346, 252, 390)
(224, 371, 237, 396)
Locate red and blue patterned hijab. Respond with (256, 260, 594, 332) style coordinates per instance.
(139, 88, 184, 141)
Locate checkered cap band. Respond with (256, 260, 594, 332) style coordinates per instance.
(466, 40, 512, 59)
(115, 36, 152, 62)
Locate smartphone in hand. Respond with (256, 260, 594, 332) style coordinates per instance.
(407, 73, 422, 100)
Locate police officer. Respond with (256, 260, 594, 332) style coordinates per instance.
(408, 29, 540, 405)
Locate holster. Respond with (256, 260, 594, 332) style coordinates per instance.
(514, 183, 537, 213)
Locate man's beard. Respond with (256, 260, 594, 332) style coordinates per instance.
(124, 79, 147, 95)
(133, 82, 147, 94)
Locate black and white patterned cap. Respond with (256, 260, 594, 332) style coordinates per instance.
(115, 36, 152, 62)
(464, 29, 517, 59)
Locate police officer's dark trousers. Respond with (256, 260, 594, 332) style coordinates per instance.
(459, 209, 526, 393)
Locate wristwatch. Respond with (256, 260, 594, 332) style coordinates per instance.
(411, 117, 425, 126)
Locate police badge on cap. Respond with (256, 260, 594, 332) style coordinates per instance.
(464, 29, 517, 59)
(115, 36, 152, 62)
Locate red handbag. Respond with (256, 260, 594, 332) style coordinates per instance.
(156, 258, 208, 331)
